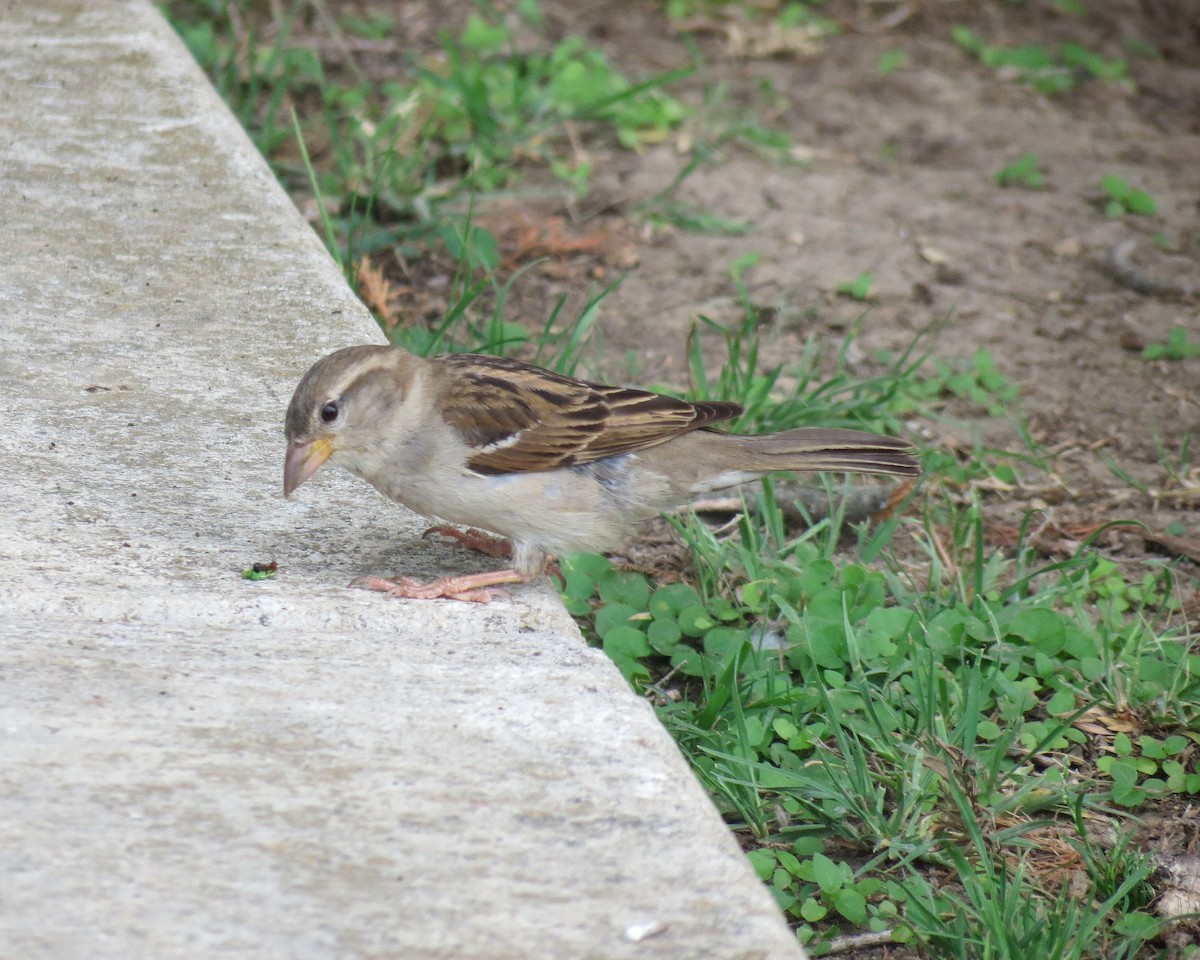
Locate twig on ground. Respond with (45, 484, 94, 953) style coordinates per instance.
(1105, 239, 1200, 298)
(823, 929, 896, 954)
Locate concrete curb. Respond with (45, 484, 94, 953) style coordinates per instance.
(0, 3, 806, 957)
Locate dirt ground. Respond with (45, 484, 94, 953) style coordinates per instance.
(342, 0, 1200, 561)
(569, 0, 1200, 570)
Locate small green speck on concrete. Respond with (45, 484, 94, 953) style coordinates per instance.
(241, 561, 278, 581)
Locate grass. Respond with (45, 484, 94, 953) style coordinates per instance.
(952, 25, 1131, 96)
(995, 153, 1045, 190)
(1142, 327, 1200, 362)
(560, 299, 1197, 955)
(166, 1, 1199, 955)
(1101, 174, 1159, 218)
(168, 0, 695, 290)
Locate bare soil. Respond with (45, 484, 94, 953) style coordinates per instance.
(345, 0, 1200, 549)
(561, 0, 1200, 490)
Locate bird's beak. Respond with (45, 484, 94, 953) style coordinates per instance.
(284, 436, 334, 497)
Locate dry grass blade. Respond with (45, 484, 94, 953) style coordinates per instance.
(356, 255, 405, 333)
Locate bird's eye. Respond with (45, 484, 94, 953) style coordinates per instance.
(320, 401, 339, 424)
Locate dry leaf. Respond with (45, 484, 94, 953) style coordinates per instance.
(1074, 705, 1141, 739)
(1144, 529, 1200, 565)
(356, 255, 403, 332)
(918, 243, 951, 265)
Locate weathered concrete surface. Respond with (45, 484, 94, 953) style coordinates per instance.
(0, 3, 804, 958)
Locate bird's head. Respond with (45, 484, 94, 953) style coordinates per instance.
(283, 344, 415, 496)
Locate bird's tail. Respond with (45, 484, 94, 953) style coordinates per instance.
(683, 427, 920, 495)
(731, 427, 920, 476)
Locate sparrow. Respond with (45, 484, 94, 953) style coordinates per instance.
(284, 345, 920, 602)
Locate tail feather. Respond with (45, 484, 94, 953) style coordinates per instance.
(729, 427, 920, 478)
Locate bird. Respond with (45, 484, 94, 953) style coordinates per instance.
(284, 345, 920, 602)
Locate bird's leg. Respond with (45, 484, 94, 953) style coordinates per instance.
(421, 524, 513, 559)
(350, 568, 528, 603)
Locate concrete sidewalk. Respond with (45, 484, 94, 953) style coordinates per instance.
(0, 2, 804, 958)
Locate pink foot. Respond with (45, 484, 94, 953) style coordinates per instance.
(421, 525, 514, 559)
(349, 568, 527, 603)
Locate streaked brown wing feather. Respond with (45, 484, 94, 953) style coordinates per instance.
(433, 354, 741, 476)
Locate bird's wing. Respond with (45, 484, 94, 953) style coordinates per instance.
(433, 353, 742, 476)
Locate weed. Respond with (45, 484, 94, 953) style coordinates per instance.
(995, 153, 1045, 189)
(563, 489, 1199, 950)
(666, 0, 839, 38)
(1101, 174, 1158, 217)
(899, 347, 1020, 419)
(896, 772, 1159, 958)
(168, 0, 691, 269)
(877, 49, 906, 75)
(836, 271, 874, 302)
(1142, 326, 1199, 361)
(952, 26, 1130, 95)
(681, 307, 919, 437)
(561, 311, 1196, 952)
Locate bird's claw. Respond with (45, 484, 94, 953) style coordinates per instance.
(349, 573, 514, 604)
(420, 525, 513, 559)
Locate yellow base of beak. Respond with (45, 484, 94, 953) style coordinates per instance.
(284, 436, 334, 496)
